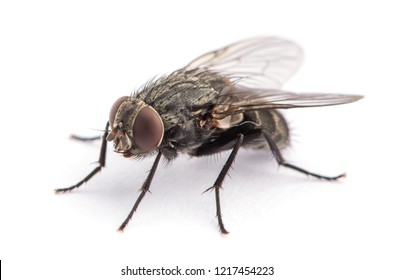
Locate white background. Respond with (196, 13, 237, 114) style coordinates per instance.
(0, 0, 392, 279)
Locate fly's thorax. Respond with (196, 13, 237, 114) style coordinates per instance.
(106, 96, 164, 156)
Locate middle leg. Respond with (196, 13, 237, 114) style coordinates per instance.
(204, 134, 244, 234)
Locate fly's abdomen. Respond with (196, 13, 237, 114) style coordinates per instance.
(243, 109, 290, 150)
(190, 109, 289, 157)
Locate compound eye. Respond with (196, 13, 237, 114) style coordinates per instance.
(133, 107, 164, 151)
(109, 96, 129, 128)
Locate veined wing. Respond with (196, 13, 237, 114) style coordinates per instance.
(212, 87, 363, 117)
(181, 37, 303, 89)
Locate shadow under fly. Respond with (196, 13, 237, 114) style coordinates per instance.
(55, 37, 362, 234)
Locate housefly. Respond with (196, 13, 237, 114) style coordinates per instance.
(55, 37, 363, 234)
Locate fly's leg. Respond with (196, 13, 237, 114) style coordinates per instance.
(70, 135, 102, 141)
(204, 134, 244, 234)
(55, 122, 110, 193)
(118, 151, 162, 232)
(261, 130, 345, 180)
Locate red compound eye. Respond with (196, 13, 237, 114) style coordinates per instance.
(133, 107, 164, 151)
(109, 96, 129, 128)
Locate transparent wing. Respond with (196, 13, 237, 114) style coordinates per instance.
(182, 37, 303, 89)
(213, 87, 363, 116)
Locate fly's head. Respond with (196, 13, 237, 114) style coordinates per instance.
(106, 96, 164, 157)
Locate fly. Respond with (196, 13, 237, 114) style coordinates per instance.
(55, 37, 363, 234)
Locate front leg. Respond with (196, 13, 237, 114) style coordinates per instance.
(55, 122, 110, 193)
(117, 151, 162, 232)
